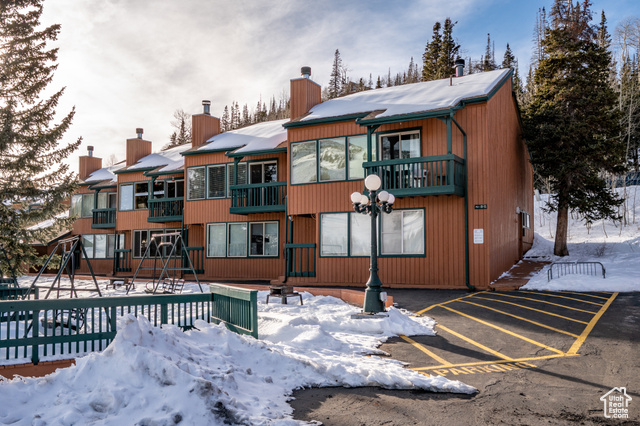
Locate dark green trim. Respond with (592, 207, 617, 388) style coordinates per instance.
(88, 183, 117, 190)
(143, 169, 184, 177)
(376, 127, 423, 158)
(182, 147, 236, 157)
(185, 166, 206, 201)
(118, 181, 151, 212)
(378, 208, 427, 258)
(283, 113, 369, 129)
(227, 147, 287, 158)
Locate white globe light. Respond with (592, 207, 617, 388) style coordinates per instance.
(378, 190, 389, 202)
(360, 194, 370, 205)
(387, 193, 395, 205)
(364, 174, 382, 191)
(351, 192, 362, 203)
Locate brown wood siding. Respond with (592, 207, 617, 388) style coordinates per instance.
(78, 156, 102, 181)
(290, 78, 322, 120)
(192, 114, 220, 148)
(486, 80, 535, 282)
(125, 138, 152, 166)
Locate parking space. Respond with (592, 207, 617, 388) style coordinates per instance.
(388, 290, 618, 379)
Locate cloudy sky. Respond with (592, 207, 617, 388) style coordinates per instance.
(39, 0, 638, 172)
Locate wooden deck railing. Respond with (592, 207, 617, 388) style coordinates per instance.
(148, 197, 184, 222)
(230, 182, 286, 214)
(92, 208, 116, 228)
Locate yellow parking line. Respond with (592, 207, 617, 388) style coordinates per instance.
(437, 325, 513, 360)
(459, 300, 579, 338)
(416, 292, 485, 315)
(488, 292, 598, 314)
(413, 353, 578, 371)
(400, 335, 453, 367)
(442, 306, 565, 355)
(567, 292, 618, 355)
(518, 291, 604, 306)
(473, 296, 588, 324)
(556, 291, 611, 299)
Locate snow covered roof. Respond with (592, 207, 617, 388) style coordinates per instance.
(118, 144, 191, 175)
(294, 68, 511, 125)
(82, 162, 125, 186)
(184, 119, 288, 156)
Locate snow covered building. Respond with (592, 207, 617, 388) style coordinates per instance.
(68, 66, 533, 289)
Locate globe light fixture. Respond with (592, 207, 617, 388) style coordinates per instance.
(350, 174, 395, 315)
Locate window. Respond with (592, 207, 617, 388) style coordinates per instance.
(71, 193, 95, 218)
(119, 184, 134, 211)
(207, 165, 226, 198)
(292, 135, 375, 184)
(207, 223, 227, 257)
(134, 182, 149, 209)
(228, 223, 248, 257)
(165, 179, 184, 198)
(97, 192, 117, 209)
(291, 141, 317, 184)
(80, 234, 123, 258)
(319, 138, 346, 181)
(350, 212, 371, 256)
(187, 167, 205, 200)
(133, 229, 170, 258)
(250, 222, 278, 256)
(381, 210, 424, 255)
(348, 135, 374, 180)
(249, 161, 277, 184)
(226, 163, 247, 198)
(206, 221, 279, 258)
(381, 131, 420, 160)
(321, 213, 348, 256)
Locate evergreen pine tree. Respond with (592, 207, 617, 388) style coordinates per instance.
(482, 33, 497, 71)
(221, 106, 230, 132)
(242, 103, 250, 126)
(502, 43, 524, 102)
(376, 75, 382, 89)
(524, 0, 625, 256)
(0, 0, 80, 274)
(328, 49, 342, 99)
(436, 18, 460, 78)
(422, 21, 442, 81)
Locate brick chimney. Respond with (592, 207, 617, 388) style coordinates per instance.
(79, 145, 103, 180)
(290, 66, 321, 120)
(192, 100, 221, 148)
(126, 128, 152, 166)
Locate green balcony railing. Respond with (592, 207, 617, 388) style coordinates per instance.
(363, 154, 465, 197)
(184, 247, 205, 274)
(284, 243, 316, 278)
(148, 197, 184, 222)
(230, 181, 286, 214)
(92, 208, 116, 228)
(114, 249, 131, 272)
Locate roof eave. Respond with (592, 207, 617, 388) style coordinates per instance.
(283, 113, 370, 129)
(227, 147, 287, 158)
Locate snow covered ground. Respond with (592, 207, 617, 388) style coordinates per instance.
(0, 284, 474, 425)
(521, 187, 640, 292)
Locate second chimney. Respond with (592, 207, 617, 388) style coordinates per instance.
(192, 100, 221, 148)
(79, 146, 102, 180)
(290, 66, 321, 120)
(126, 128, 152, 166)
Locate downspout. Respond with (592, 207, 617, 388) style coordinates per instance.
(451, 114, 475, 291)
(283, 196, 289, 284)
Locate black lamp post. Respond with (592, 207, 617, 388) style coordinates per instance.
(351, 174, 395, 314)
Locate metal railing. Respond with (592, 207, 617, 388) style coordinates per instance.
(0, 293, 212, 364)
(547, 262, 606, 281)
(210, 284, 258, 339)
(184, 247, 204, 274)
(284, 243, 316, 278)
(92, 208, 116, 228)
(230, 182, 286, 213)
(363, 154, 465, 196)
(148, 197, 184, 222)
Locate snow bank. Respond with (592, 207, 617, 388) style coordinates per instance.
(0, 293, 473, 425)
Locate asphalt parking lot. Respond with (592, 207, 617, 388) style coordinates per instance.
(291, 289, 640, 425)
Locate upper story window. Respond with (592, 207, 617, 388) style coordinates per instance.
(119, 181, 152, 211)
(249, 161, 277, 184)
(134, 182, 149, 209)
(97, 192, 117, 209)
(380, 130, 420, 160)
(71, 193, 95, 218)
(187, 160, 276, 201)
(291, 135, 375, 184)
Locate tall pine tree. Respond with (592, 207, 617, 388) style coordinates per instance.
(328, 49, 343, 99)
(422, 18, 460, 81)
(0, 0, 80, 274)
(524, 0, 625, 256)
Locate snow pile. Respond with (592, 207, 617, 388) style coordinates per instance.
(521, 187, 640, 292)
(84, 162, 125, 184)
(0, 293, 473, 425)
(199, 119, 288, 153)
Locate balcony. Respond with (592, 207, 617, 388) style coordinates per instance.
(230, 181, 286, 214)
(148, 197, 184, 223)
(92, 208, 116, 228)
(363, 154, 465, 197)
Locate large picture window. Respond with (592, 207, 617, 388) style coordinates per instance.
(132, 229, 179, 258)
(134, 182, 149, 209)
(207, 165, 226, 198)
(71, 193, 95, 218)
(319, 138, 346, 182)
(119, 184, 134, 211)
(97, 192, 117, 209)
(291, 141, 317, 184)
(206, 221, 279, 258)
(348, 135, 374, 180)
(187, 167, 205, 200)
(81, 233, 123, 258)
(381, 209, 424, 255)
(320, 209, 423, 257)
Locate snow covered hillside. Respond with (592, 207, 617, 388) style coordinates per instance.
(522, 186, 640, 292)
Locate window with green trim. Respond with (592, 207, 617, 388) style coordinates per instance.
(206, 221, 279, 258)
(380, 130, 420, 160)
(291, 141, 317, 184)
(97, 192, 117, 209)
(71, 193, 95, 218)
(119, 184, 134, 211)
(187, 167, 205, 200)
(381, 209, 424, 255)
(81, 233, 123, 258)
